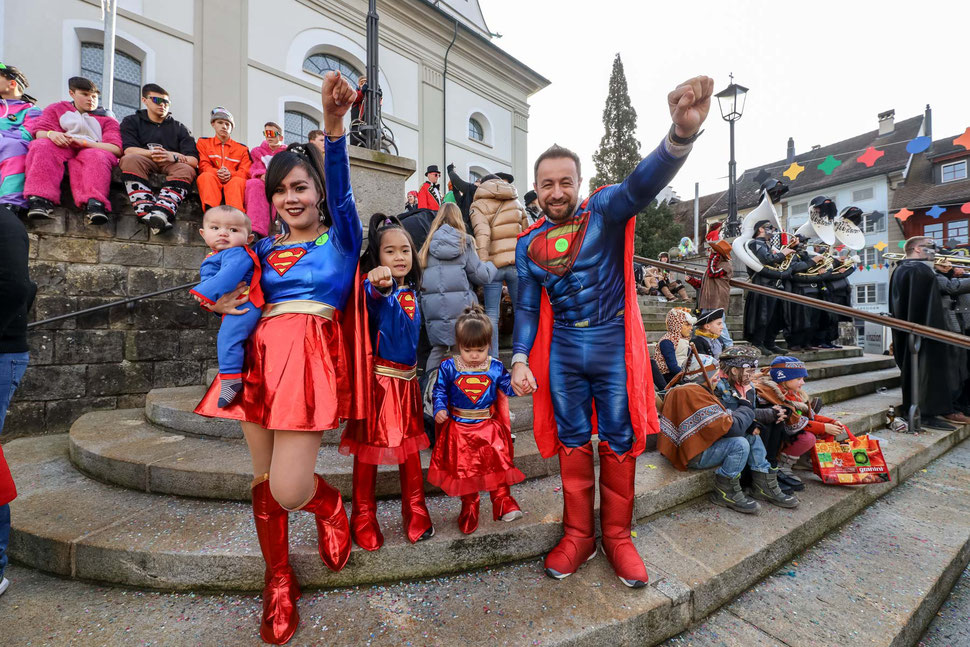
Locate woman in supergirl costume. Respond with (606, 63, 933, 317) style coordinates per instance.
(194, 72, 364, 645)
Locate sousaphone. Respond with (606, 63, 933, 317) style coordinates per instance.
(834, 206, 866, 250)
(732, 189, 781, 272)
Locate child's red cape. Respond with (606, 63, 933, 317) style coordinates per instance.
(522, 190, 658, 460)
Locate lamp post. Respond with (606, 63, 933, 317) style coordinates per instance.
(363, 0, 381, 150)
(715, 74, 748, 237)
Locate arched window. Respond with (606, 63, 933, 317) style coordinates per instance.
(468, 117, 484, 142)
(284, 110, 319, 143)
(469, 170, 483, 183)
(303, 53, 361, 87)
(80, 42, 142, 119)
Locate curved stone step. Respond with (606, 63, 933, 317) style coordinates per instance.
(69, 408, 553, 500)
(7, 417, 969, 624)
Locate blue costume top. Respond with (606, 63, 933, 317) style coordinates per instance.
(513, 139, 689, 357)
(364, 279, 421, 366)
(252, 136, 363, 308)
(433, 357, 515, 424)
(191, 246, 263, 308)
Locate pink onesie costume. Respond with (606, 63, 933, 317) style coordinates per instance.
(245, 140, 285, 236)
(24, 101, 121, 209)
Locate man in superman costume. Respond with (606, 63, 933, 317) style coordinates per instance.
(511, 76, 713, 588)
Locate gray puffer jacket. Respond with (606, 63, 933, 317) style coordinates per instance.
(421, 224, 496, 345)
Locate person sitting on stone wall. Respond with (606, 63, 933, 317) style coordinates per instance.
(244, 121, 286, 237)
(119, 83, 199, 234)
(307, 129, 326, 155)
(195, 107, 250, 216)
(24, 76, 122, 225)
(0, 62, 41, 218)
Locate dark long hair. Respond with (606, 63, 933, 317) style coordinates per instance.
(264, 143, 331, 232)
(360, 213, 422, 288)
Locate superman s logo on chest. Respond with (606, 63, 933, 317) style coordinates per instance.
(527, 213, 589, 276)
(266, 248, 307, 276)
(397, 291, 416, 320)
(455, 375, 492, 404)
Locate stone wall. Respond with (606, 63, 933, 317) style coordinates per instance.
(7, 147, 416, 438)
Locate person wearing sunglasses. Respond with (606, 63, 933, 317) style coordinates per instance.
(0, 62, 42, 218)
(118, 83, 199, 234)
(196, 106, 250, 216)
(245, 121, 286, 236)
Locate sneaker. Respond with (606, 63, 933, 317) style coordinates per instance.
(84, 198, 109, 225)
(0, 576, 8, 597)
(147, 212, 170, 235)
(817, 343, 837, 349)
(26, 196, 54, 220)
(921, 416, 956, 432)
(943, 412, 970, 425)
(765, 345, 785, 354)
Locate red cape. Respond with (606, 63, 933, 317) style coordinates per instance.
(0, 444, 16, 506)
(343, 273, 373, 425)
(524, 192, 658, 460)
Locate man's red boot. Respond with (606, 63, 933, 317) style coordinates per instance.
(458, 493, 480, 534)
(490, 485, 523, 522)
(399, 452, 435, 542)
(252, 475, 301, 645)
(350, 458, 384, 551)
(288, 474, 351, 572)
(598, 442, 648, 588)
(544, 443, 597, 580)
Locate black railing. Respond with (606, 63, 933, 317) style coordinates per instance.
(639, 256, 970, 433)
(26, 282, 199, 329)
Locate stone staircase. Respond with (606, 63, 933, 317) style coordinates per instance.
(9, 337, 967, 647)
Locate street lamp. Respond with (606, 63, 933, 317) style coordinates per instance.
(715, 75, 748, 237)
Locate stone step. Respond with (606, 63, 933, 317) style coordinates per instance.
(5, 423, 968, 645)
(68, 408, 553, 501)
(663, 439, 970, 647)
(920, 565, 970, 646)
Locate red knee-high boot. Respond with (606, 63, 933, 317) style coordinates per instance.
(288, 474, 352, 572)
(598, 442, 648, 588)
(544, 442, 597, 579)
(350, 458, 383, 551)
(252, 475, 301, 645)
(458, 493, 480, 534)
(399, 452, 434, 543)
(490, 485, 523, 522)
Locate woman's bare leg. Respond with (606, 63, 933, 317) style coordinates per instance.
(241, 421, 274, 477)
(269, 429, 325, 509)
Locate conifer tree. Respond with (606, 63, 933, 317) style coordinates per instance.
(589, 53, 683, 257)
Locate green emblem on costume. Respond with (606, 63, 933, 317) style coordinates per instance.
(554, 237, 569, 253)
(315, 232, 329, 246)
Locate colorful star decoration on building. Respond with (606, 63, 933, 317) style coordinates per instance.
(856, 146, 885, 168)
(953, 127, 970, 151)
(817, 155, 842, 176)
(874, 241, 888, 252)
(962, 202, 970, 214)
(906, 136, 932, 154)
(894, 208, 914, 222)
(783, 161, 804, 181)
(927, 205, 946, 219)
(898, 240, 906, 249)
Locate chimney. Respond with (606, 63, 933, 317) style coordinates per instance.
(878, 109, 895, 136)
(786, 137, 795, 163)
(924, 104, 932, 140)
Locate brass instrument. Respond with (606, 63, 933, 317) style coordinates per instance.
(883, 252, 970, 266)
(776, 239, 800, 271)
(795, 252, 835, 277)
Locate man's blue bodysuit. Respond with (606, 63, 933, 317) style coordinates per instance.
(192, 247, 262, 376)
(364, 279, 421, 366)
(513, 138, 689, 454)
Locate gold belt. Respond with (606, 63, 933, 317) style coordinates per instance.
(262, 300, 336, 320)
(452, 407, 491, 420)
(568, 308, 625, 328)
(374, 363, 417, 381)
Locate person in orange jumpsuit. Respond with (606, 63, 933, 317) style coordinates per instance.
(196, 107, 251, 212)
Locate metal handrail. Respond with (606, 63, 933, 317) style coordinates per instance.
(26, 281, 199, 329)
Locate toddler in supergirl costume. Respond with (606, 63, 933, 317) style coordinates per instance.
(427, 307, 525, 534)
(190, 205, 264, 407)
(340, 214, 434, 549)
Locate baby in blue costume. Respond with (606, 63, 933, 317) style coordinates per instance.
(190, 205, 264, 407)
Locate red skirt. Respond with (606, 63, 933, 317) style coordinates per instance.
(0, 444, 16, 506)
(426, 413, 525, 497)
(195, 313, 351, 431)
(339, 358, 429, 465)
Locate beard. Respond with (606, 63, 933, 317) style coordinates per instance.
(541, 195, 579, 223)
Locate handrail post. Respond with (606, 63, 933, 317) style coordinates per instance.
(908, 334, 921, 433)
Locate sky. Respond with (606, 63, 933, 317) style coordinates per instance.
(478, 0, 970, 200)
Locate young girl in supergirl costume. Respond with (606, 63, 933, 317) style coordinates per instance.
(339, 214, 434, 549)
(427, 307, 525, 534)
(194, 72, 362, 645)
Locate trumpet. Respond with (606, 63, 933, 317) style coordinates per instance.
(883, 252, 970, 266)
(797, 254, 835, 276)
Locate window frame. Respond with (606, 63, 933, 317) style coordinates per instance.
(468, 117, 485, 143)
(283, 110, 320, 144)
(854, 283, 877, 305)
(80, 41, 142, 119)
(942, 160, 968, 183)
(852, 187, 874, 202)
(302, 53, 361, 87)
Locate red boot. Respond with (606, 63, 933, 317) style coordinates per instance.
(350, 458, 384, 551)
(252, 475, 301, 645)
(544, 443, 597, 580)
(399, 452, 434, 543)
(289, 474, 351, 572)
(490, 485, 523, 522)
(598, 443, 648, 588)
(458, 493, 480, 534)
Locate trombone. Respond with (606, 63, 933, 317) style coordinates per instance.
(883, 252, 970, 266)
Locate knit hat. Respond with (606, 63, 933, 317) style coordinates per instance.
(683, 353, 718, 384)
(719, 345, 760, 369)
(769, 356, 808, 383)
(210, 106, 234, 128)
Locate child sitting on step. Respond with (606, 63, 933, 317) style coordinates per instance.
(189, 205, 264, 407)
(427, 306, 525, 534)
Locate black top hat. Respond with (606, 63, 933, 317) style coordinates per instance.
(695, 308, 725, 327)
(425, 165, 440, 176)
(524, 190, 538, 204)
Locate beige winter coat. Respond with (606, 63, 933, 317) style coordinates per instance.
(469, 179, 529, 268)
